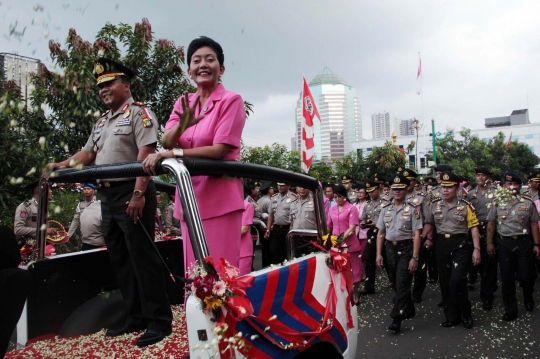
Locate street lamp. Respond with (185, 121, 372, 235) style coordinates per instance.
(429, 119, 454, 164)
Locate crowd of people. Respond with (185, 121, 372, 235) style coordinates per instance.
(3, 34, 540, 357)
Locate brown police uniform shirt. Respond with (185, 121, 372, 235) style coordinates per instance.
(290, 193, 317, 230)
(360, 198, 388, 225)
(271, 192, 298, 225)
(14, 199, 38, 239)
(406, 190, 427, 220)
(424, 198, 479, 235)
(246, 195, 263, 227)
(79, 201, 105, 247)
(486, 196, 540, 237)
(467, 184, 495, 222)
(376, 202, 423, 242)
(164, 202, 181, 236)
(83, 97, 158, 181)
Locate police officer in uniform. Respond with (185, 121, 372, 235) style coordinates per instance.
(342, 175, 358, 204)
(14, 181, 56, 248)
(359, 180, 389, 295)
(79, 200, 105, 250)
(423, 171, 481, 329)
(164, 194, 181, 237)
(376, 174, 422, 333)
(258, 181, 274, 267)
(290, 186, 318, 257)
(264, 182, 297, 264)
(523, 168, 540, 201)
(466, 167, 497, 310)
(486, 172, 540, 321)
(397, 168, 428, 303)
(67, 183, 97, 242)
(45, 58, 172, 347)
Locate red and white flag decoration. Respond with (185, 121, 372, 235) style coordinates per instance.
(416, 53, 422, 95)
(507, 132, 512, 148)
(301, 76, 321, 173)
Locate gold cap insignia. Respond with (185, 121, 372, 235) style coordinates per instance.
(398, 167, 403, 172)
(366, 183, 371, 188)
(94, 62, 104, 75)
(394, 176, 401, 183)
(443, 173, 450, 180)
(342, 175, 347, 180)
(536, 174, 540, 178)
(403, 171, 409, 176)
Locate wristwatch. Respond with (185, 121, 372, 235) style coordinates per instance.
(133, 189, 144, 198)
(412, 256, 419, 261)
(173, 148, 184, 157)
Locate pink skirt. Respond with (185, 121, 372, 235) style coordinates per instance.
(181, 210, 242, 273)
(349, 250, 362, 284)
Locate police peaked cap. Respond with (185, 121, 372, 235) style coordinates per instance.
(434, 164, 453, 172)
(93, 58, 136, 85)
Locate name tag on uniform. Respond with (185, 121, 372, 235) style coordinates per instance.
(384, 216, 393, 222)
(116, 120, 131, 127)
(519, 205, 528, 211)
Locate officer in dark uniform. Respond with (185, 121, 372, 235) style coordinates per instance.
(264, 182, 297, 264)
(397, 168, 428, 303)
(422, 171, 481, 329)
(14, 181, 56, 248)
(45, 58, 172, 347)
(376, 174, 422, 333)
(486, 172, 540, 321)
(359, 180, 389, 295)
(466, 167, 497, 310)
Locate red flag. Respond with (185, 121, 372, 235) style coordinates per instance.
(507, 132, 512, 148)
(416, 53, 422, 95)
(301, 76, 320, 173)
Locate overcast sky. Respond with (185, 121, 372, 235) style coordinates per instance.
(3, 0, 540, 149)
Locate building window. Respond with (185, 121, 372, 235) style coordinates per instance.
(513, 136, 519, 141)
(367, 147, 372, 151)
(529, 146, 534, 153)
(525, 134, 534, 139)
(420, 158, 426, 168)
(483, 138, 489, 142)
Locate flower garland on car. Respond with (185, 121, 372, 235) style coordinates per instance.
(186, 256, 255, 358)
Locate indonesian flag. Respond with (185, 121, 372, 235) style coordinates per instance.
(416, 53, 422, 95)
(301, 76, 321, 173)
(507, 132, 512, 148)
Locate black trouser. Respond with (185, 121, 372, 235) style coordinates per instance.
(427, 230, 438, 282)
(268, 224, 289, 265)
(498, 235, 537, 316)
(364, 227, 387, 291)
(100, 181, 172, 331)
(260, 225, 271, 268)
(436, 233, 472, 322)
(412, 238, 428, 300)
(386, 240, 415, 320)
(292, 235, 318, 258)
(81, 243, 105, 251)
(472, 224, 498, 302)
(0, 268, 30, 357)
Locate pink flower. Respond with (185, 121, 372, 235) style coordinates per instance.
(213, 281, 227, 296)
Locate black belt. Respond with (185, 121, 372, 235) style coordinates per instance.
(273, 224, 289, 228)
(502, 234, 530, 240)
(437, 233, 467, 239)
(387, 238, 413, 246)
(100, 180, 135, 188)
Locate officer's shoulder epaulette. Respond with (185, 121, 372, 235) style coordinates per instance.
(417, 192, 426, 196)
(461, 198, 474, 207)
(132, 101, 148, 107)
(381, 202, 392, 208)
(98, 110, 109, 118)
(407, 199, 419, 207)
(521, 194, 533, 202)
(431, 197, 442, 204)
(23, 201, 31, 207)
(271, 194, 278, 198)
(289, 192, 298, 198)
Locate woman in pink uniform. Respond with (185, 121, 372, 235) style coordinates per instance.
(328, 185, 361, 303)
(143, 36, 246, 271)
(239, 199, 254, 275)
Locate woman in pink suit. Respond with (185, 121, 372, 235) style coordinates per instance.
(239, 200, 254, 275)
(143, 37, 246, 271)
(327, 185, 361, 303)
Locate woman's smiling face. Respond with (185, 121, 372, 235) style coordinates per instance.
(188, 46, 224, 88)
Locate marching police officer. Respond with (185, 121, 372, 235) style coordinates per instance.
(258, 181, 274, 267)
(164, 194, 181, 237)
(45, 58, 172, 347)
(376, 174, 422, 333)
(67, 183, 97, 241)
(264, 182, 297, 264)
(290, 186, 318, 257)
(422, 171, 481, 329)
(524, 168, 540, 201)
(486, 172, 540, 321)
(397, 168, 428, 303)
(466, 167, 497, 310)
(360, 180, 389, 295)
(14, 181, 56, 248)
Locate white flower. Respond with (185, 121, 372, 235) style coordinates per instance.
(17, 102, 24, 110)
(38, 136, 46, 147)
(41, 103, 47, 112)
(10, 120, 17, 127)
(16, 177, 23, 184)
(69, 122, 76, 128)
(72, 86, 77, 94)
(98, 48, 105, 56)
(54, 206, 61, 214)
(93, 110, 101, 117)
(26, 167, 36, 176)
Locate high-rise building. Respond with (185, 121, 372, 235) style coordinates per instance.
(371, 111, 394, 139)
(394, 118, 414, 136)
(0, 53, 41, 104)
(295, 67, 362, 162)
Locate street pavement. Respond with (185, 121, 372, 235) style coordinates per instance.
(355, 269, 540, 359)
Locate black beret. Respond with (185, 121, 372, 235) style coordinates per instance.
(474, 167, 492, 176)
(503, 171, 522, 185)
(434, 164, 453, 172)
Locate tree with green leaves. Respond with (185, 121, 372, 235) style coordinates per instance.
(364, 141, 407, 181)
(241, 143, 301, 173)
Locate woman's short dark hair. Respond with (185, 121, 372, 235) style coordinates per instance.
(334, 184, 349, 202)
(187, 36, 224, 67)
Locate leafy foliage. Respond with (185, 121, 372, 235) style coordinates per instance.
(240, 142, 301, 173)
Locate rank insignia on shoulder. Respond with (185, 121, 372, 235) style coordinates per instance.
(123, 109, 131, 118)
(522, 195, 533, 202)
(381, 202, 392, 208)
(133, 101, 148, 107)
(99, 110, 109, 118)
(432, 198, 442, 203)
(121, 103, 130, 112)
(142, 117, 153, 128)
